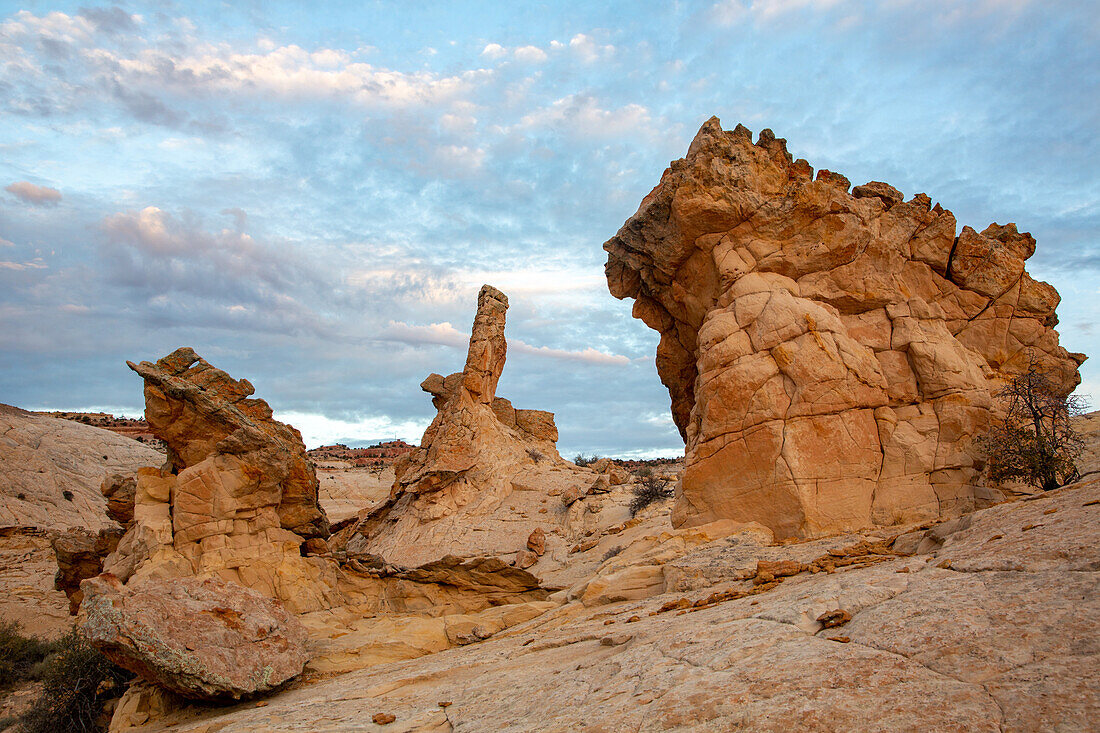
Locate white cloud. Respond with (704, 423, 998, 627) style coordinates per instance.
(5, 181, 62, 205)
(480, 43, 507, 59)
(273, 410, 430, 448)
(519, 95, 653, 139)
(0, 258, 47, 270)
(0, 237, 14, 247)
(511, 340, 630, 366)
(514, 45, 548, 63)
(380, 320, 467, 348)
(568, 33, 614, 63)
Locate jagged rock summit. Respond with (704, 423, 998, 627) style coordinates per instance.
(604, 117, 1085, 539)
(126, 347, 328, 539)
(339, 285, 602, 568)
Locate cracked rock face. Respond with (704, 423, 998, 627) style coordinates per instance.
(78, 574, 308, 700)
(345, 285, 598, 567)
(127, 347, 328, 539)
(604, 117, 1084, 539)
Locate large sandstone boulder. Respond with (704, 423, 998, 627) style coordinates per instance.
(79, 574, 308, 700)
(343, 285, 598, 567)
(604, 117, 1084, 538)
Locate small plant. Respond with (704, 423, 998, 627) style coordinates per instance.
(526, 447, 544, 463)
(20, 627, 129, 733)
(0, 621, 58, 689)
(62, 490, 74, 502)
(573, 453, 599, 467)
(601, 545, 624, 563)
(629, 476, 675, 516)
(979, 364, 1087, 492)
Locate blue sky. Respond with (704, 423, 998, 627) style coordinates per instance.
(1, 0, 1097, 456)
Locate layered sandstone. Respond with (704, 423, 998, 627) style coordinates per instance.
(98, 348, 351, 615)
(604, 117, 1084, 538)
(341, 285, 601, 568)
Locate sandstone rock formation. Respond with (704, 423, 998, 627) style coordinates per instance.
(0, 403, 164, 531)
(79, 574, 309, 700)
(604, 117, 1085, 538)
(115, 459, 1100, 732)
(343, 285, 600, 567)
(127, 348, 328, 539)
(98, 348, 351, 615)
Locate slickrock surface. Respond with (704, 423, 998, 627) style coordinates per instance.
(604, 117, 1085, 538)
(79, 574, 309, 700)
(0, 403, 164, 531)
(341, 285, 609, 568)
(0, 527, 71, 638)
(115, 471, 1099, 732)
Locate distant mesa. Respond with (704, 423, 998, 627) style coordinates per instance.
(604, 116, 1085, 539)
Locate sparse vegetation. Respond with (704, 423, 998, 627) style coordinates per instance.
(601, 545, 624, 563)
(629, 475, 675, 516)
(0, 621, 58, 689)
(980, 365, 1087, 492)
(62, 490, 74, 502)
(573, 453, 599, 467)
(19, 627, 129, 733)
(526, 447, 544, 463)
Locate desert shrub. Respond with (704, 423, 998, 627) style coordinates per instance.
(573, 453, 599, 467)
(19, 627, 129, 733)
(62, 490, 74, 502)
(629, 476, 674, 516)
(526, 447, 544, 463)
(0, 621, 58, 689)
(979, 365, 1086, 492)
(601, 545, 624, 562)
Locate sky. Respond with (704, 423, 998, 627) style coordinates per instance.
(1, 0, 1097, 457)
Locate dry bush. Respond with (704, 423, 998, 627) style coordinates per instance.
(19, 627, 129, 733)
(980, 365, 1086, 492)
(0, 621, 57, 689)
(629, 476, 674, 516)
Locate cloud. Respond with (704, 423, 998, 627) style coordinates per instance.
(77, 6, 139, 34)
(380, 320, 467, 348)
(5, 181, 62, 205)
(0, 258, 47, 270)
(511, 340, 630, 366)
(514, 45, 548, 63)
(519, 95, 653, 140)
(480, 43, 507, 59)
(568, 33, 614, 63)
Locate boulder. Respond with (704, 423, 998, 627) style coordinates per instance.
(79, 574, 308, 700)
(604, 117, 1084, 538)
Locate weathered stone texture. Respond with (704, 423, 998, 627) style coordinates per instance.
(79, 574, 308, 700)
(604, 117, 1084, 538)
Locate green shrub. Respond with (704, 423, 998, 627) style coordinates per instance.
(0, 621, 58, 689)
(573, 453, 599, 467)
(19, 627, 129, 733)
(629, 476, 674, 517)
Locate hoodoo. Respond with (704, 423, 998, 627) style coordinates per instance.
(604, 117, 1085, 538)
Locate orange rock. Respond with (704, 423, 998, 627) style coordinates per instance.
(604, 117, 1082, 539)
